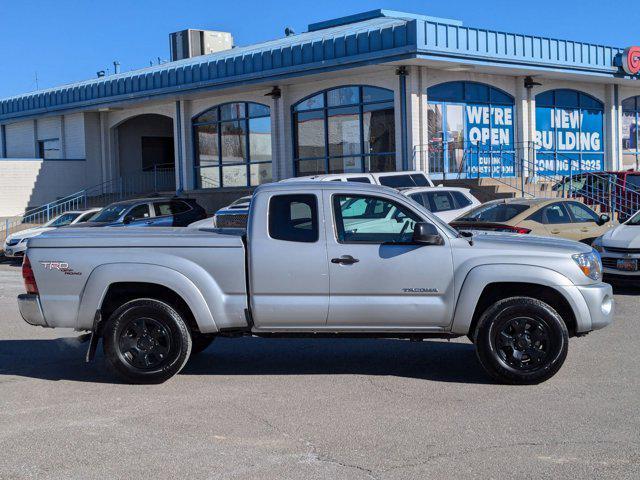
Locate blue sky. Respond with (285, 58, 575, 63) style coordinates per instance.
(0, 0, 638, 98)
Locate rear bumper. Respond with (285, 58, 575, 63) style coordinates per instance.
(18, 294, 48, 327)
(574, 282, 614, 332)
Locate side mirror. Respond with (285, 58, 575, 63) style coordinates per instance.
(412, 222, 444, 246)
(598, 214, 610, 226)
(123, 215, 134, 225)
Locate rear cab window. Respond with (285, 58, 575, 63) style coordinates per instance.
(268, 194, 318, 242)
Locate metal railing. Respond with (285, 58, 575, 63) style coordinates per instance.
(2, 164, 175, 241)
(413, 142, 640, 221)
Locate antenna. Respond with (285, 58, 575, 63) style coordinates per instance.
(34, 72, 39, 90)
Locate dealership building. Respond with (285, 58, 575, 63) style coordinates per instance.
(0, 9, 639, 216)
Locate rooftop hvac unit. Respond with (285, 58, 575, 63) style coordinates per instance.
(169, 29, 234, 61)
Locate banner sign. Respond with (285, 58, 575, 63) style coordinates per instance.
(465, 104, 515, 177)
(535, 106, 604, 175)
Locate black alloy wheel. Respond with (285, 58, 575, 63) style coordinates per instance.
(474, 296, 569, 385)
(103, 299, 192, 384)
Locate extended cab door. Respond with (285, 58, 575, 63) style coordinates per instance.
(248, 191, 330, 328)
(323, 190, 455, 328)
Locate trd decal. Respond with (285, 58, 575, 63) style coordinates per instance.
(40, 261, 82, 276)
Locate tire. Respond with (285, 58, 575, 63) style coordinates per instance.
(190, 332, 216, 357)
(473, 296, 569, 385)
(103, 298, 192, 384)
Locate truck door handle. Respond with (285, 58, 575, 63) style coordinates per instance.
(550, 229, 560, 234)
(331, 255, 359, 265)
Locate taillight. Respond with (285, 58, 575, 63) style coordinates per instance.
(22, 255, 38, 294)
(496, 226, 532, 234)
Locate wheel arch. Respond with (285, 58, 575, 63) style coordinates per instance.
(76, 263, 219, 333)
(452, 265, 583, 336)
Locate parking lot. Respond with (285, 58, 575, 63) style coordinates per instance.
(0, 260, 638, 479)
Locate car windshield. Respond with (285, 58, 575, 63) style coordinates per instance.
(43, 212, 81, 227)
(91, 205, 130, 223)
(456, 203, 530, 222)
(378, 174, 429, 188)
(626, 211, 640, 225)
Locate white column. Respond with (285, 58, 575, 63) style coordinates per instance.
(59, 115, 67, 158)
(604, 84, 619, 170)
(515, 77, 530, 161)
(406, 66, 425, 171)
(174, 99, 192, 191)
(275, 85, 292, 180)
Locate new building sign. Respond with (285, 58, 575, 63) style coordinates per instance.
(466, 104, 515, 177)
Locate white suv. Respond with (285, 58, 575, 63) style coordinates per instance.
(282, 171, 435, 188)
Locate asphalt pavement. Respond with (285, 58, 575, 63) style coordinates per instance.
(0, 260, 638, 479)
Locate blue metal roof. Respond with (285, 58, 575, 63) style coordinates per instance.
(0, 9, 636, 122)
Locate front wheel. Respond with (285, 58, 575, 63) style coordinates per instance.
(473, 297, 569, 385)
(103, 299, 192, 384)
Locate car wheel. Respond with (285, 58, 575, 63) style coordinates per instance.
(473, 296, 569, 385)
(190, 332, 216, 357)
(103, 299, 192, 384)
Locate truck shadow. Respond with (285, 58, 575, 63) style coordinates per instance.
(0, 337, 493, 385)
(182, 337, 493, 384)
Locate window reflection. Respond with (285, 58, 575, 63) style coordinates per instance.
(193, 102, 272, 188)
(293, 85, 396, 175)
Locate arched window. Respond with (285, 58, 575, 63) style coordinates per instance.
(292, 85, 395, 176)
(427, 81, 515, 178)
(535, 89, 604, 174)
(622, 96, 640, 170)
(193, 102, 271, 189)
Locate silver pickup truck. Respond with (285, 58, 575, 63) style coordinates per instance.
(18, 182, 613, 385)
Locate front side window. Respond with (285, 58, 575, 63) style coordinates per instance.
(127, 204, 151, 220)
(333, 195, 420, 243)
(269, 195, 318, 243)
(566, 202, 598, 223)
(193, 102, 272, 188)
(535, 89, 604, 175)
(542, 203, 571, 224)
(293, 86, 396, 176)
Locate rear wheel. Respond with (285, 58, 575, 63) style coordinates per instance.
(473, 297, 569, 385)
(103, 299, 192, 384)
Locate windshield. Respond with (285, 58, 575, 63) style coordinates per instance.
(91, 205, 130, 223)
(456, 202, 530, 222)
(43, 212, 81, 227)
(378, 174, 430, 188)
(626, 211, 640, 225)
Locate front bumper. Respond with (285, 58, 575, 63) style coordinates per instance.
(18, 294, 48, 327)
(3, 243, 26, 258)
(575, 282, 614, 332)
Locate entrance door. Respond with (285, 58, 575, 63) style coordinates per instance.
(324, 191, 455, 328)
(427, 103, 464, 179)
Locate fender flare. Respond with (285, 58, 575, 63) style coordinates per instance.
(76, 263, 218, 332)
(451, 264, 591, 334)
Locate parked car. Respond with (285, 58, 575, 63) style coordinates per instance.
(451, 198, 612, 243)
(73, 197, 206, 228)
(401, 187, 481, 223)
(553, 170, 640, 222)
(3, 208, 101, 259)
(19, 182, 612, 385)
(281, 170, 435, 188)
(593, 210, 640, 284)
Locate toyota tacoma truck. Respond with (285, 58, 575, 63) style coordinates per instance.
(18, 182, 613, 385)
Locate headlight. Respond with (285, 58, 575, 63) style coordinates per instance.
(572, 251, 602, 281)
(20, 238, 28, 243)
